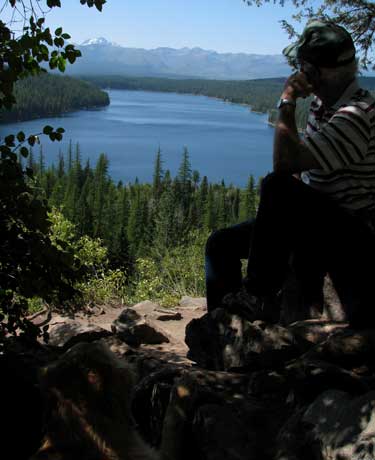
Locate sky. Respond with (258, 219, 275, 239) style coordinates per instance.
(41, 0, 301, 55)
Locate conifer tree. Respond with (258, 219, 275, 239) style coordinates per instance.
(152, 146, 164, 200)
(246, 175, 257, 219)
(92, 153, 109, 237)
(217, 180, 227, 229)
(204, 185, 217, 231)
(57, 150, 65, 179)
(199, 175, 209, 227)
(67, 140, 73, 172)
(75, 176, 93, 236)
(110, 186, 131, 269)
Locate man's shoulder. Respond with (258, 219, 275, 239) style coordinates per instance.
(345, 87, 375, 113)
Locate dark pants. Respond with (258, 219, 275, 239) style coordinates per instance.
(205, 172, 375, 326)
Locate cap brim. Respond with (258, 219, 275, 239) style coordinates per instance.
(282, 42, 298, 59)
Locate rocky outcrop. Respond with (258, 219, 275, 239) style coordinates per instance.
(47, 320, 111, 350)
(112, 308, 171, 345)
(186, 308, 299, 371)
(9, 295, 375, 460)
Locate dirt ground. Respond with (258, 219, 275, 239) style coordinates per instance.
(30, 297, 207, 365)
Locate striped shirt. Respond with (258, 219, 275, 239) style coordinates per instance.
(301, 79, 375, 222)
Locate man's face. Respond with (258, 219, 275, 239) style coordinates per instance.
(297, 59, 321, 91)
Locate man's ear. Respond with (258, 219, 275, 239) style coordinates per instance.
(87, 370, 102, 391)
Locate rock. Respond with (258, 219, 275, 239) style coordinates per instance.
(132, 367, 184, 447)
(152, 308, 183, 321)
(1, 337, 60, 460)
(302, 389, 375, 460)
(248, 370, 289, 402)
(47, 320, 111, 350)
(185, 308, 299, 371)
(289, 319, 348, 348)
(275, 408, 320, 460)
(112, 308, 170, 346)
(302, 328, 375, 372)
(132, 300, 159, 316)
(192, 398, 287, 460)
(285, 359, 371, 405)
(179, 296, 207, 310)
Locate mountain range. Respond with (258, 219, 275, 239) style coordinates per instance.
(66, 37, 291, 80)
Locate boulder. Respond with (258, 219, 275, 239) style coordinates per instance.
(302, 389, 375, 460)
(192, 398, 287, 460)
(132, 300, 159, 316)
(302, 328, 375, 372)
(185, 308, 299, 371)
(112, 308, 170, 346)
(152, 308, 183, 321)
(289, 319, 348, 348)
(284, 359, 371, 405)
(179, 296, 207, 310)
(47, 320, 111, 350)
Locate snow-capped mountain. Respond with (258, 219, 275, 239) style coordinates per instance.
(67, 37, 291, 80)
(80, 37, 119, 47)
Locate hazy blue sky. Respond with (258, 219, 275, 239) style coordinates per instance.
(43, 0, 300, 54)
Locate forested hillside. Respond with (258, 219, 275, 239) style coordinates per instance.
(27, 143, 259, 306)
(0, 74, 109, 123)
(83, 75, 284, 113)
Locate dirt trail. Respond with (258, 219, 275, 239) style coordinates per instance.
(31, 298, 207, 365)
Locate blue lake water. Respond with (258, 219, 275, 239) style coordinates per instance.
(1, 90, 274, 187)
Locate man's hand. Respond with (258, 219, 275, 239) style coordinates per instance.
(282, 72, 313, 100)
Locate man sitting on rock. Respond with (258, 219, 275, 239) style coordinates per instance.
(205, 20, 375, 328)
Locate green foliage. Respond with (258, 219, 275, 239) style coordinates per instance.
(48, 208, 126, 307)
(0, 0, 106, 338)
(128, 230, 206, 306)
(34, 148, 260, 308)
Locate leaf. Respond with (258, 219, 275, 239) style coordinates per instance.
(28, 135, 36, 146)
(56, 127, 65, 134)
(43, 125, 54, 135)
(17, 131, 26, 142)
(20, 147, 29, 158)
(57, 57, 66, 73)
(55, 27, 63, 36)
(47, 0, 62, 7)
(5, 134, 15, 146)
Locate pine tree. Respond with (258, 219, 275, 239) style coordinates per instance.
(241, 175, 257, 220)
(152, 146, 164, 200)
(204, 185, 216, 231)
(127, 183, 147, 257)
(63, 146, 84, 223)
(217, 180, 227, 229)
(110, 186, 131, 269)
(92, 153, 109, 237)
(75, 176, 93, 236)
(198, 175, 209, 228)
(57, 150, 65, 178)
(67, 140, 73, 172)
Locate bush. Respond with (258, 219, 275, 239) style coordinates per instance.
(128, 231, 207, 306)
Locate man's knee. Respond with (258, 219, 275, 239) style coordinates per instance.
(260, 172, 297, 195)
(205, 228, 230, 258)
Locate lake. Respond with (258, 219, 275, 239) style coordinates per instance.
(1, 90, 274, 187)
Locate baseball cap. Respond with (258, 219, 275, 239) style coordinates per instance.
(283, 20, 356, 68)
